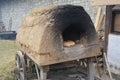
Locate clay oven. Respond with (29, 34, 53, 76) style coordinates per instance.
(16, 5, 100, 66)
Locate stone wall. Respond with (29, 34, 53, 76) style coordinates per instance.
(0, 0, 103, 31)
(0, 11, 1, 22)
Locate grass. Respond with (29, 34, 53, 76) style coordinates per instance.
(0, 40, 18, 80)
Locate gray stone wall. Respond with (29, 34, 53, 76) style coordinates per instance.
(0, 0, 102, 31)
(0, 3, 2, 22)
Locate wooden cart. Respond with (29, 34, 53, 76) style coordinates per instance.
(14, 5, 102, 80)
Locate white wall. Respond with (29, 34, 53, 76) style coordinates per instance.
(108, 34, 120, 74)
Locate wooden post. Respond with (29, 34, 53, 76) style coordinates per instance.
(35, 64, 41, 80)
(88, 58, 95, 80)
(104, 53, 113, 80)
(95, 7, 102, 31)
(40, 66, 49, 80)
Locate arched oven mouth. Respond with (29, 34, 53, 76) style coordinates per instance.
(62, 24, 87, 47)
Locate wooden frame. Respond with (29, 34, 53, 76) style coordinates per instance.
(112, 11, 120, 33)
(104, 5, 113, 53)
(104, 5, 120, 52)
(91, 0, 120, 5)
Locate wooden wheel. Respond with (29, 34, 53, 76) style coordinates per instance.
(15, 51, 26, 80)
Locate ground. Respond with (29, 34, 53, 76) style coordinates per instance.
(0, 40, 18, 80)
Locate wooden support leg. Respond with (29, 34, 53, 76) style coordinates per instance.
(88, 58, 95, 80)
(35, 64, 40, 80)
(40, 66, 49, 80)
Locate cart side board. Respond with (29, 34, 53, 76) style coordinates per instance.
(21, 45, 101, 66)
(105, 5, 113, 53)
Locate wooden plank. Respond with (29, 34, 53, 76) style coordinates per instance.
(95, 7, 102, 31)
(91, 0, 120, 6)
(35, 64, 41, 80)
(104, 53, 113, 80)
(23, 44, 101, 66)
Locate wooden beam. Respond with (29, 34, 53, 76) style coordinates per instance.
(95, 7, 102, 31)
(88, 58, 95, 80)
(91, 0, 120, 6)
(104, 5, 113, 53)
(23, 44, 101, 66)
(104, 53, 113, 80)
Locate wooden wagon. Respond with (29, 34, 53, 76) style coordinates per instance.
(14, 5, 102, 80)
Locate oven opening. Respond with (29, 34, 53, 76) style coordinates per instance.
(62, 24, 87, 47)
